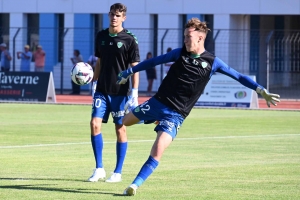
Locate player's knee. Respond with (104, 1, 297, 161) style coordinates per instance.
(90, 118, 101, 134)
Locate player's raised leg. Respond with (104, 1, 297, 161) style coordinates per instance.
(123, 131, 173, 196)
(122, 111, 140, 126)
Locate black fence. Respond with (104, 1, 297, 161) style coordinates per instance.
(1, 28, 299, 99)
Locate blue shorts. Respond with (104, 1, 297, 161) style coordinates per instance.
(92, 92, 129, 124)
(132, 97, 184, 139)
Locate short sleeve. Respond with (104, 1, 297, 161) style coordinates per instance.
(128, 38, 140, 64)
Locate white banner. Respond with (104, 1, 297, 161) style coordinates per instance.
(195, 74, 258, 108)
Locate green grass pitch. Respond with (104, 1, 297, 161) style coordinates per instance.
(0, 103, 299, 199)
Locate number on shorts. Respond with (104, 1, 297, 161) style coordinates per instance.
(141, 104, 150, 114)
(93, 98, 102, 108)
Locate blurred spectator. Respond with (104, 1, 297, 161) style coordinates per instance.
(87, 53, 98, 95)
(17, 45, 32, 72)
(0, 43, 12, 72)
(70, 49, 83, 95)
(87, 53, 98, 71)
(33, 45, 46, 72)
(164, 47, 173, 77)
(145, 52, 156, 96)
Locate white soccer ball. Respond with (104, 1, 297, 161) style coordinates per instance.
(71, 62, 94, 85)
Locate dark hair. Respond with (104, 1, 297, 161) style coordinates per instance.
(110, 3, 127, 16)
(185, 18, 210, 34)
(146, 52, 152, 59)
(167, 47, 172, 53)
(74, 49, 80, 56)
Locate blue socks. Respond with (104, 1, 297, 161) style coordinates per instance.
(132, 156, 159, 187)
(91, 134, 128, 173)
(114, 142, 128, 173)
(91, 134, 103, 168)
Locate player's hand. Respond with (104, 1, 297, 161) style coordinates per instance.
(256, 87, 280, 107)
(117, 68, 133, 84)
(124, 88, 138, 114)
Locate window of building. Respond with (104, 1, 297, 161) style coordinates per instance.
(27, 14, 39, 55)
(0, 14, 10, 45)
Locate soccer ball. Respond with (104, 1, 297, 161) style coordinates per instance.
(71, 62, 94, 85)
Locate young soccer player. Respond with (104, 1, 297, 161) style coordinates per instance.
(88, 3, 140, 183)
(117, 17, 280, 195)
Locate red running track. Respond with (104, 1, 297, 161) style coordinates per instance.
(56, 95, 300, 110)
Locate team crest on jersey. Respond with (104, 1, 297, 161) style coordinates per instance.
(117, 42, 123, 48)
(201, 62, 208, 68)
(134, 107, 140, 112)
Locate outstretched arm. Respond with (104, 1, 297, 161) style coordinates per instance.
(212, 57, 280, 107)
(117, 48, 182, 84)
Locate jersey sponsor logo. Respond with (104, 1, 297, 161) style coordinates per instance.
(117, 42, 123, 48)
(111, 110, 125, 118)
(182, 56, 201, 67)
(183, 56, 190, 64)
(192, 60, 199, 66)
(201, 62, 208, 68)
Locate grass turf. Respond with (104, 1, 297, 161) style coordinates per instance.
(0, 104, 299, 199)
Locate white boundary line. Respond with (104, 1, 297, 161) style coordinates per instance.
(1, 134, 299, 149)
(1, 101, 300, 111)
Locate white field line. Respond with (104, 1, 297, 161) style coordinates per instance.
(0, 134, 300, 149)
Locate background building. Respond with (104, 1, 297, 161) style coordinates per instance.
(0, 0, 299, 98)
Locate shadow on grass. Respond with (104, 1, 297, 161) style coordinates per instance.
(0, 177, 89, 182)
(0, 184, 122, 196)
(0, 177, 131, 196)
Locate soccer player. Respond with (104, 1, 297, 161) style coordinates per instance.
(117, 18, 280, 196)
(88, 3, 140, 183)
